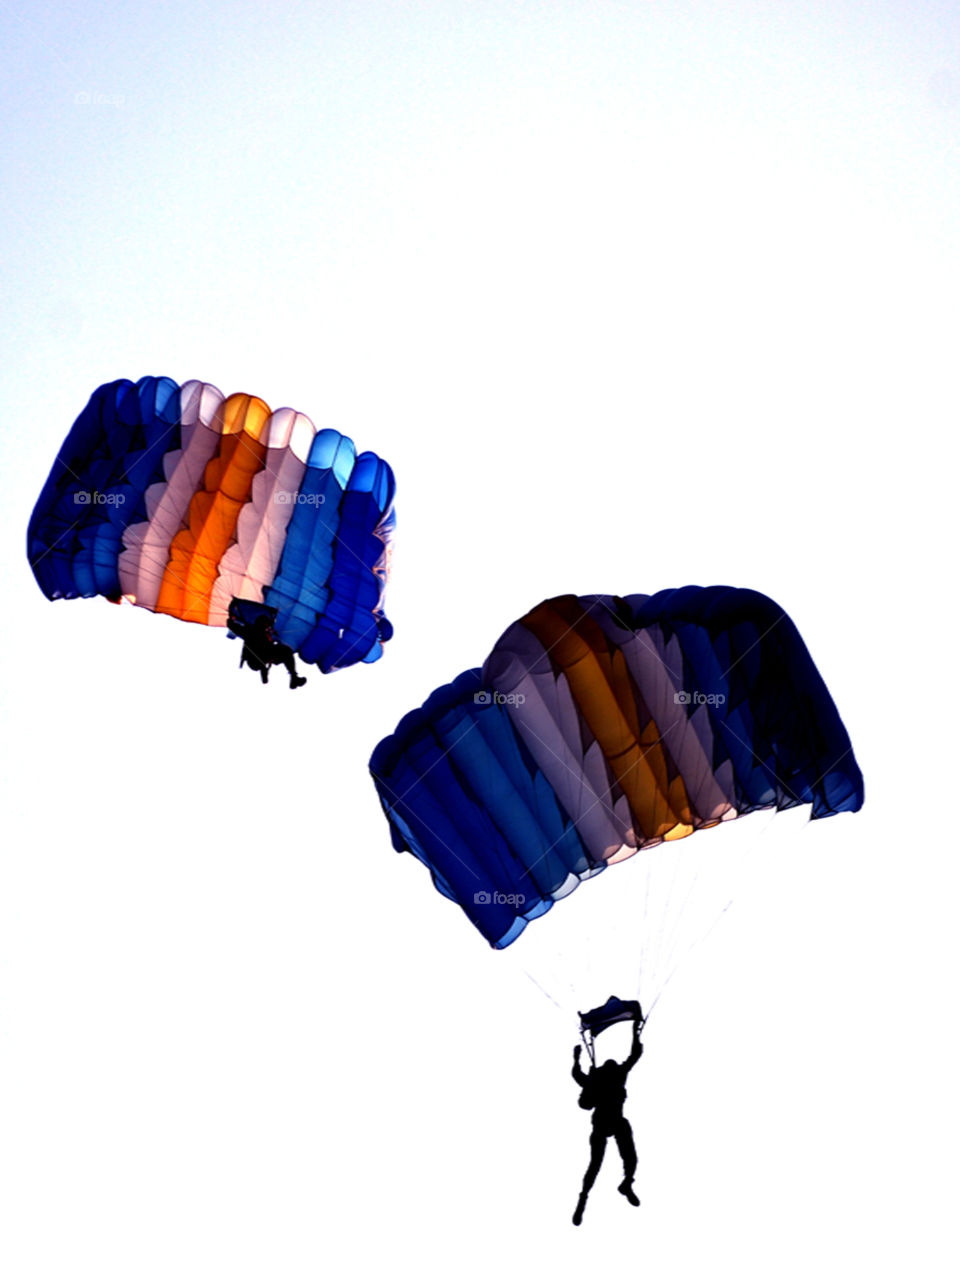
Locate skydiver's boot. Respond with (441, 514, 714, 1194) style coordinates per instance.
(618, 1179, 640, 1207)
(573, 1192, 588, 1226)
(260, 667, 270, 684)
(290, 674, 307, 689)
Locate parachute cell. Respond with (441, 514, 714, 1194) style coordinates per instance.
(27, 377, 396, 672)
(370, 589, 863, 947)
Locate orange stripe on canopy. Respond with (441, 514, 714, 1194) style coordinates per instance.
(155, 393, 271, 623)
(521, 597, 694, 843)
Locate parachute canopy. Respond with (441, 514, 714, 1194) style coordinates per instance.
(28, 376, 396, 672)
(370, 589, 864, 948)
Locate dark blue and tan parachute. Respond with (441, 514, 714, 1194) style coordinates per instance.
(27, 376, 395, 671)
(370, 590, 863, 947)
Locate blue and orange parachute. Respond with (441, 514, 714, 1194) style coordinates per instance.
(370, 589, 863, 947)
(27, 376, 396, 672)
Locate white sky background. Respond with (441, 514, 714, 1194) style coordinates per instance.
(1, 2, 958, 1276)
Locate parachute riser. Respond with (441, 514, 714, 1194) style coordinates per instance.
(579, 1028, 597, 1068)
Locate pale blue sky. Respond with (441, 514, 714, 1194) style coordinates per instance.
(2, 4, 958, 1277)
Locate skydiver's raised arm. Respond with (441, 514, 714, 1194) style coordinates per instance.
(624, 1020, 644, 1071)
(572, 1044, 589, 1087)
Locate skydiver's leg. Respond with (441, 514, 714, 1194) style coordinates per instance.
(241, 644, 269, 682)
(573, 1129, 607, 1225)
(271, 643, 297, 676)
(581, 1128, 607, 1194)
(271, 643, 307, 689)
(614, 1120, 639, 1206)
(573, 1128, 608, 1224)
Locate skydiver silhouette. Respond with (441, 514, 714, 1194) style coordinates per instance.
(241, 614, 307, 689)
(571, 1019, 643, 1225)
